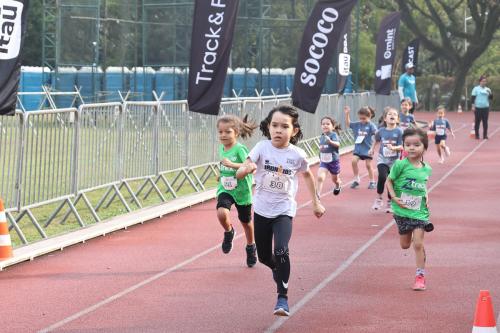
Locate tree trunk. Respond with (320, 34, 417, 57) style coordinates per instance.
(448, 68, 466, 111)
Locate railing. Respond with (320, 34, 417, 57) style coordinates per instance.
(0, 92, 399, 247)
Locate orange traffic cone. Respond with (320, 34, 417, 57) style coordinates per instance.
(470, 123, 476, 139)
(0, 199, 13, 260)
(472, 290, 498, 333)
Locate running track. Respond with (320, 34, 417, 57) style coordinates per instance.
(1, 112, 499, 333)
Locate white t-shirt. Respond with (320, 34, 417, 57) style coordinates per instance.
(248, 140, 309, 218)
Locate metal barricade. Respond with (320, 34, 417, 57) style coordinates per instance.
(121, 102, 157, 180)
(0, 111, 23, 211)
(1, 91, 400, 247)
(77, 103, 122, 192)
(20, 109, 78, 209)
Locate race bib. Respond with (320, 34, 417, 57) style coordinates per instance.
(401, 192, 422, 211)
(262, 172, 290, 194)
(400, 123, 408, 130)
(383, 146, 397, 158)
(355, 135, 365, 144)
(320, 152, 333, 163)
(436, 128, 445, 136)
(221, 176, 237, 191)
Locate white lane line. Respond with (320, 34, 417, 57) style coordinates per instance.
(266, 126, 499, 333)
(38, 123, 473, 333)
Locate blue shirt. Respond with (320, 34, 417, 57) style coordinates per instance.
(398, 73, 417, 102)
(375, 127, 403, 166)
(471, 85, 492, 108)
(350, 121, 377, 157)
(430, 118, 451, 137)
(319, 132, 340, 162)
(399, 112, 415, 130)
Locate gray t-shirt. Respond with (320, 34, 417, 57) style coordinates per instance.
(375, 127, 403, 166)
(248, 140, 309, 218)
(319, 132, 340, 162)
(350, 121, 377, 157)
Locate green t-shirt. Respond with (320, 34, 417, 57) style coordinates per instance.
(388, 158, 432, 221)
(217, 142, 253, 205)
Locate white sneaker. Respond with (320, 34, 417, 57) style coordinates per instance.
(438, 158, 444, 164)
(372, 198, 383, 210)
(444, 146, 451, 157)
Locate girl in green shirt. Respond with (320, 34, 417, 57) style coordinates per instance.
(387, 128, 433, 291)
(216, 115, 258, 267)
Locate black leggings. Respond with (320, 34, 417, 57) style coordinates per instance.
(474, 107, 489, 138)
(377, 164, 391, 199)
(254, 213, 292, 297)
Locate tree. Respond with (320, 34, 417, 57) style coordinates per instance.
(375, 0, 500, 109)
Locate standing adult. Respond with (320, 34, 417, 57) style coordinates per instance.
(398, 63, 418, 114)
(471, 76, 493, 140)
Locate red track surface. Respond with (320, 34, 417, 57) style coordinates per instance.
(1, 112, 499, 333)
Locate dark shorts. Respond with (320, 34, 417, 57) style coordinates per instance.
(353, 153, 372, 161)
(434, 135, 447, 145)
(216, 192, 252, 223)
(319, 160, 340, 175)
(393, 215, 428, 235)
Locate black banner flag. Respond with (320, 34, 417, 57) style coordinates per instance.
(401, 38, 419, 73)
(0, 0, 29, 116)
(336, 16, 351, 94)
(292, 0, 357, 113)
(188, 0, 239, 115)
(374, 11, 401, 95)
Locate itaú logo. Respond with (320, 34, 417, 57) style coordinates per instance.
(300, 7, 339, 87)
(0, 0, 23, 60)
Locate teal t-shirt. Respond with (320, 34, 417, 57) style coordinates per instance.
(471, 85, 492, 108)
(398, 73, 417, 102)
(388, 158, 432, 221)
(217, 142, 253, 205)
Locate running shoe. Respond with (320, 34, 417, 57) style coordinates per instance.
(333, 185, 342, 196)
(368, 182, 377, 190)
(246, 244, 257, 267)
(221, 227, 235, 254)
(372, 198, 383, 210)
(413, 274, 426, 291)
(438, 158, 444, 164)
(350, 180, 360, 189)
(444, 146, 451, 157)
(385, 200, 393, 213)
(273, 296, 290, 316)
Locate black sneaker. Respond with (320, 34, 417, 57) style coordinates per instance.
(350, 181, 360, 189)
(222, 227, 235, 254)
(333, 185, 341, 196)
(424, 222, 434, 232)
(246, 244, 257, 267)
